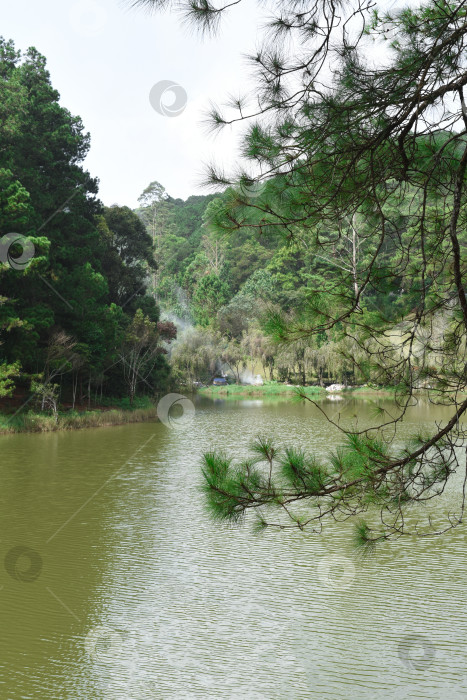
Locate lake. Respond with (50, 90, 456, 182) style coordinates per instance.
(0, 395, 466, 698)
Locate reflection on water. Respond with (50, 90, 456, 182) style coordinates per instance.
(0, 396, 466, 698)
(236, 399, 264, 408)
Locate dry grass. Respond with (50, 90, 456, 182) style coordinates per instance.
(0, 406, 159, 434)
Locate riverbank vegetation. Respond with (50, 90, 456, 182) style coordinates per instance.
(0, 39, 177, 423)
(0, 399, 158, 434)
(132, 0, 467, 546)
(4, 0, 467, 548)
(0, 34, 402, 431)
(198, 383, 398, 399)
(199, 383, 322, 398)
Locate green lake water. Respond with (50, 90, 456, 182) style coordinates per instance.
(0, 395, 466, 698)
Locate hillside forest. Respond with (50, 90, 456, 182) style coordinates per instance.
(0, 36, 465, 414)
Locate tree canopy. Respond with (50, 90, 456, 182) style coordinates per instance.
(0, 38, 174, 407)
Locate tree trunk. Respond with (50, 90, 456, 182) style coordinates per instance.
(351, 213, 360, 302)
(72, 373, 77, 410)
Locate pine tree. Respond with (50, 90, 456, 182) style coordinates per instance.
(132, 0, 467, 545)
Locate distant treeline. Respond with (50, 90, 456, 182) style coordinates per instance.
(136, 171, 453, 387)
(0, 37, 457, 408)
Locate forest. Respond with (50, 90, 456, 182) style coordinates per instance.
(137, 168, 467, 389)
(2, 1, 467, 694)
(2, 34, 467, 423)
(0, 35, 428, 418)
(0, 38, 178, 421)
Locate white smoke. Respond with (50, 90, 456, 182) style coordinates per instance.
(239, 369, 263, 385)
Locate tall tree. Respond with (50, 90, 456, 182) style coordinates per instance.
(99, 205, 156, 310)
(137, 181, 173, 300)
(0, 39, 172, 404)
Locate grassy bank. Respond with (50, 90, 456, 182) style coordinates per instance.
(198, 383, 325, 398)
(0, 397, 159, 434)
(198, 383, 397, 399)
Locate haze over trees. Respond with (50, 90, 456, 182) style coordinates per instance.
(133, 0, 467, 546)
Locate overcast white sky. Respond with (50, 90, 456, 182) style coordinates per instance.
(4, 0, 412, 208)
(3, 0, 264, 206)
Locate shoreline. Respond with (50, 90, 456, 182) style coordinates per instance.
(197, 384, 396, 399)
(0, 383, 436, 435)
(0, 405, 159, 435)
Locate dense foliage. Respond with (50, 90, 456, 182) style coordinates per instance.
(134, 0, 467, 545)
(137, 183, 374, 385)
(0, 39, 175, 409)
(4, 0, 467, 548)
